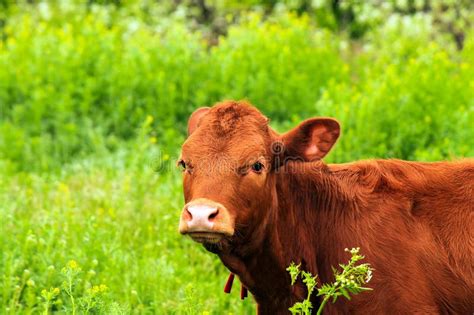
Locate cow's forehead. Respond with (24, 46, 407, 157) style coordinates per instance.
(183, 126, 269, 160)
(182, 101, 272, 161)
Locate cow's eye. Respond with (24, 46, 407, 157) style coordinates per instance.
(251, 161, 264, 173)
(178, 160, 186, 171)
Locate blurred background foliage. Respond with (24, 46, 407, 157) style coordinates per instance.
(0, 1, 473, 314)
(0, 0, 473, 172)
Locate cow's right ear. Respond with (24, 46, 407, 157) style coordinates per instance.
(280, 118, 340, 161)
(187, 107, 210, 136)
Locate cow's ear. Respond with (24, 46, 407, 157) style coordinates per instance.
(281, 118, 340, 161)
(187, 107, 210, 136)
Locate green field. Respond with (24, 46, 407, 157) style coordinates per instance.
(1, 1, 473, 314)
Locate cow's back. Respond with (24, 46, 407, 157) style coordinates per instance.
(329, 159, 474, 313)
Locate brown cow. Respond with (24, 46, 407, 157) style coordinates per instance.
(178, 100, 474, 314)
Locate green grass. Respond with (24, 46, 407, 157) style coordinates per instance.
(0, 2, 473, 314)
(0, 136, 255, 313)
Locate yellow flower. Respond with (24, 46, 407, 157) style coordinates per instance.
(145, 115, 154, 125)
(67, 260, 79, 270)
(7, 37, 16, 46)
(58, 182, 70, 194)
(90, 285, 99, 294)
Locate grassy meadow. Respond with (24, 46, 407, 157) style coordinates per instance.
(1, 1, 473, 314)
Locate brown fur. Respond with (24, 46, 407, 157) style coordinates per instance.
(179, 100, 474, 314)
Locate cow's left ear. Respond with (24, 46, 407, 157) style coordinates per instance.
(187, 107, 210, 136)
(281, 118, 340, 161)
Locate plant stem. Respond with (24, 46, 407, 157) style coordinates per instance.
(68, 278, 76, 315)
(43, 301, 49, 315)
(316, 296, 330, 315)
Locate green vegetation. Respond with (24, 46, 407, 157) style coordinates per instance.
(1, 127, 254, 313)
(287, 248, 373, 315)
(0, 1, 473, 313)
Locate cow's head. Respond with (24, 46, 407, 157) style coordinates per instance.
(178, 101, 339, 253)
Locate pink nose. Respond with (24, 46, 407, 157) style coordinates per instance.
(183, 204, 219, 232)
(179, 198, 235, 236)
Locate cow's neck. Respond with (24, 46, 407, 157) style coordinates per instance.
(219, 161, 356, 312)
(273, 161, 356, 281)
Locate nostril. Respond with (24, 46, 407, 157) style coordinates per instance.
(184, 208, 193, 221)
(208, 209, 219, 221)
(185, 204, 219, 224)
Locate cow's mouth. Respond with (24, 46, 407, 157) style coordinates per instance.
(188, 232, 225, 244)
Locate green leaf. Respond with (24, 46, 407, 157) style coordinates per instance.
(287, 262, 301, 285)
(340, 288, 351, 300)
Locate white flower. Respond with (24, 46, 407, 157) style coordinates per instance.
(366, 269, 373, 283)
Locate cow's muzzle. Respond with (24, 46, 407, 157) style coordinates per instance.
(179, 198, 234, 243)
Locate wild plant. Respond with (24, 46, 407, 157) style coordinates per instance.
(61, 260, 81, 315)
(287, 248, 373, 315)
